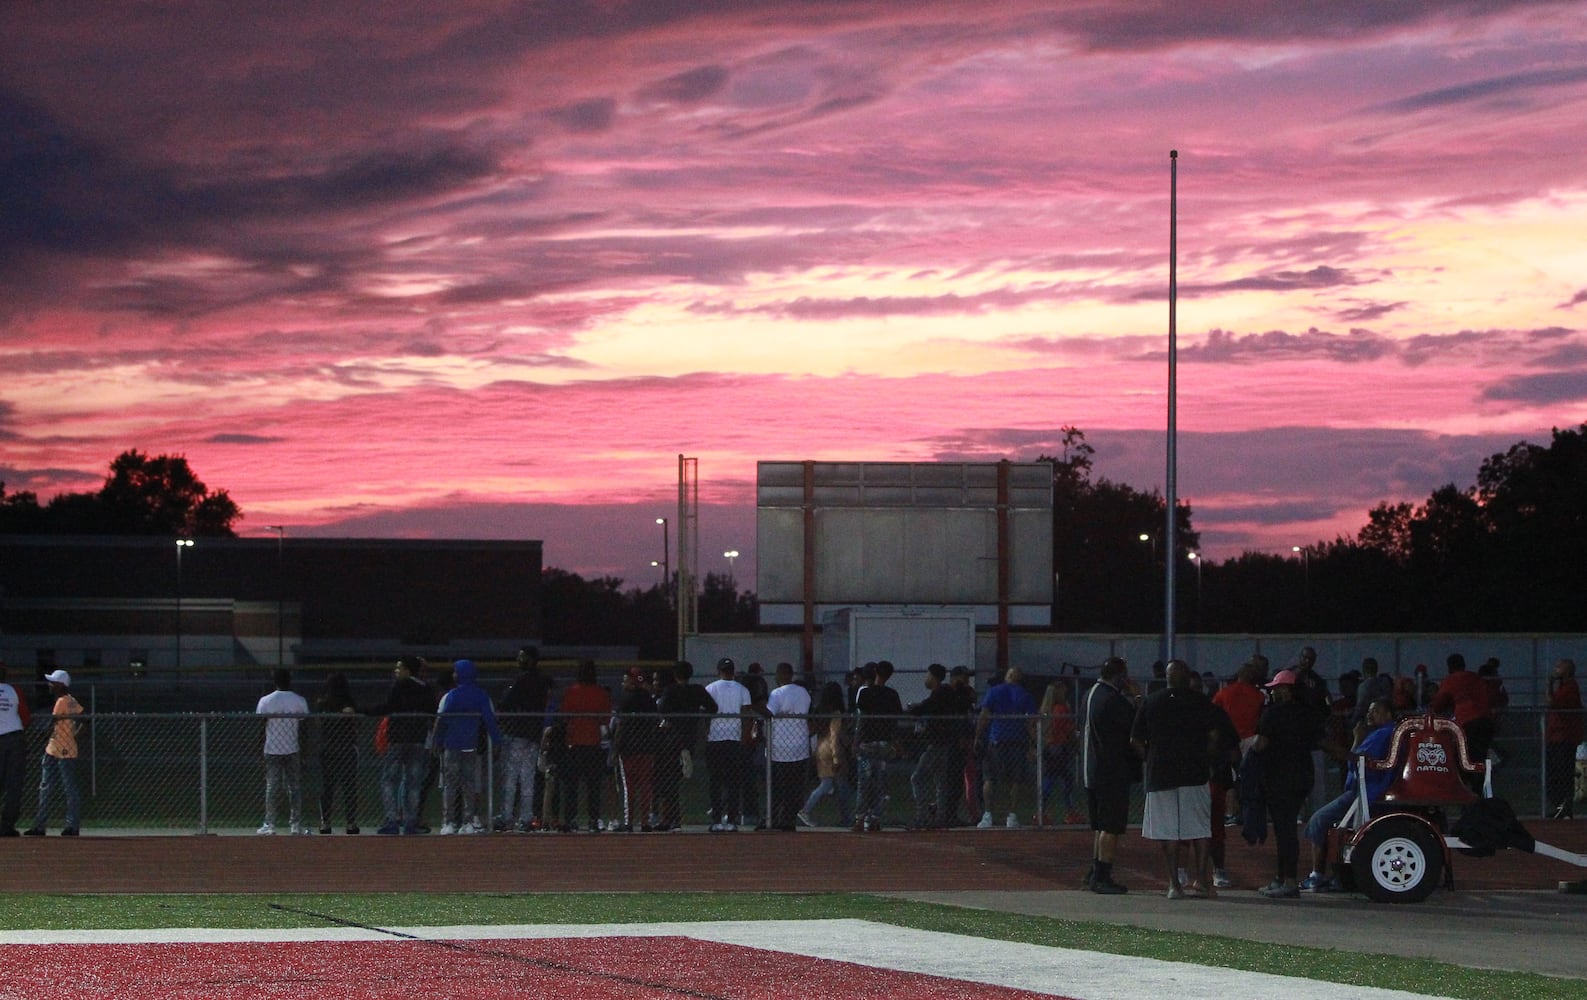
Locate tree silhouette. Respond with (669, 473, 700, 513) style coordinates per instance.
(0, 450, 241, 536)
(1039, 427, 1199, 632)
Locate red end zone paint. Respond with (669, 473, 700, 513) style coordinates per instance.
(4, 936, 1073, 1000)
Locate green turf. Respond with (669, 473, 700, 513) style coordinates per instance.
(0, 892, 1574, 999)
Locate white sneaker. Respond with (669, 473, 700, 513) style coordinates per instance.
(1213, 869, 1232, 888)
(796, 811, 815, 828)
(256, 824, 275, 836)
(464, 820, 485, 834)
(977, 812, 994, 829)
(438, 822, 457, 835)
(290, 824, 310, 836)
(1005, 813, 1021, 829)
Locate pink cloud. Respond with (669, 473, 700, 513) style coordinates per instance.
(2, 1, 1585, 580)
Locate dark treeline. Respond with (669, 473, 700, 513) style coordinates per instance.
(7, 425, 1583, 639)
(540, 568, 756, 659)
(1046, 423, 1587, 634)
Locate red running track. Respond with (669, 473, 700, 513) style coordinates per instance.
(3, 937, 1072, 1000)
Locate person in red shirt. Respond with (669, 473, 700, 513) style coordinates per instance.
(1039, 679, 1080, 824)
(1430, 653, 1492, 792)
(558, 659, 614, 832)
(1210, 655, 1268, 839)
(1545, 658, 1583, 819)
(1213, 656, 1267, 746)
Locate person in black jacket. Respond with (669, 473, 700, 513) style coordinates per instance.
(314, 672, 361, 835)
(653, 662, 716, 830)
(1083, 656, 1138, 894)
(1253, 669, 1326, 898)
(854, 660, 904, 831)
(907, 663, 960, 829)
(495, 647, 551, 832)
(611, 667, 660, 831)
(373, 656, 438, 835)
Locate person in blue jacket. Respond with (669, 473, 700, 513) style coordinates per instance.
(432, 659, 504, 834)
(1299, 697, 1398, 891)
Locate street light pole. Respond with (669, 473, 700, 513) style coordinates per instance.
(1292, 545, 1311, 625)
(657, 517, 670, 602)
(723, 549, 739, 584)
(266, 526, 285, 666)
(174, 538, 193, 670)
(1138, 533, 1157, 562)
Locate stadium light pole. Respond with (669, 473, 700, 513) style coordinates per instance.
(723, 549, 739, 584)
(174, 538, 194, 670)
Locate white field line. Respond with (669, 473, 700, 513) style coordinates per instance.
(4, 919, 1457, 1000)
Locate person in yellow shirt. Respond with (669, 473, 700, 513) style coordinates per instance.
(25, 670, 84, 836)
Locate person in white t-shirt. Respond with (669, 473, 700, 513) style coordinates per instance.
(704, 658, 752, 831)
(761, 662, 813, 830)
(256, 669, 311, 835)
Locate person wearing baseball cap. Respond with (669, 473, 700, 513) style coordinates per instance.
(25, 669, 84, 836)
(1250, 667, 1327, 897)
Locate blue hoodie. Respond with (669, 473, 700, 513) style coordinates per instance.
(435, 659, 504, 751)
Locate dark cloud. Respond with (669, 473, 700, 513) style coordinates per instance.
(639, 65, 730, 104)
(547, 98, 618, 133)
(1198, 498, 1345, 525)
(1364, 65, 1587, 115)
(0, 86, 497, 279)
(695, 285, 1060, 320)
(1195, 265, 1360, 295)
(0, 89, 175, 262)
(1398, 329, 1509, 366)
(1562, 289, 1587, 309)
(1531, 343, 1587, 367)
(1179, 327, 1395, 364)
(1059, 0, 1560, 51)
(1480, 371, 1587, 405)
(204, 433, 287, 445)
(1335, 301, 1405, 323)
(0, 463, 101, 493)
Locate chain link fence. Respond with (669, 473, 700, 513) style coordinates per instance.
(11, 708, 1577, 835)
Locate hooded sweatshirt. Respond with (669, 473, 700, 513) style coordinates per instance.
(435, 659, 504, 751)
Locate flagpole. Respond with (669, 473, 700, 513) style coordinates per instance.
(1165, 149, 1179, 661)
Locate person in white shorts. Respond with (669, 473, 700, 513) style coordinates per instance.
(1130, 660, 1222, 898)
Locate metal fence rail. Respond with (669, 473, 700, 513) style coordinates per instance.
(11, 709, 1573, 835)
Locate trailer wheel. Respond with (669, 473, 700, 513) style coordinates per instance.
(1353, 817, 1442, 903)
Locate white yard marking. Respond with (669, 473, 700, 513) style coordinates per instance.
(5, 919, 1457, 1000)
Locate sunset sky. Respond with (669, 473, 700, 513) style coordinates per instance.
(3, 1, 1585, 583)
